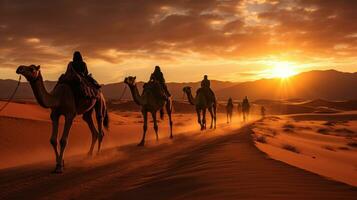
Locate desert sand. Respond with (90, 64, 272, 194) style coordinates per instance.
(252, 113, 357, 186)
(0, 101, 356, 199)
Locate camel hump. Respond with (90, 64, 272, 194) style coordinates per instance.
(143, 81, 164, 100)
(197, 87, 216, 103)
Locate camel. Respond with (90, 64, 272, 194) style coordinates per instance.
(226, 98, 234, 124)
(237, 102, 242, 119)
(124, 76, 173, 146)
(242, 100, 250, 122)
(16, 65, 109, 173)
(182, 86, 216, 130)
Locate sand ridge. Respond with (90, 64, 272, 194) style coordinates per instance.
(252, 113, 357, 186)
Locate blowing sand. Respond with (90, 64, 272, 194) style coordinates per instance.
(0, 101, 356, 199)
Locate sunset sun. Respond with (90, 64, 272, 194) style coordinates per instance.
(271, 62, 297, 79)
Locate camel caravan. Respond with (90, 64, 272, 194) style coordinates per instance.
(15, 51, 256, 173)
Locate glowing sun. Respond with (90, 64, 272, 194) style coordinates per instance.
(271, 61, 297, 78)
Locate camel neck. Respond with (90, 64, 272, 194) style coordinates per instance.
(185, 90, 196, 105)
(128, 84, 144, 105)
(30, 72, 59, 108)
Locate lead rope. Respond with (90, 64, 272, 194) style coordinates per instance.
(0, 75, 21, 113)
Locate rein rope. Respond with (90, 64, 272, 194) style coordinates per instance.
(0, 75, 21, 113)
(118, 84, 127, 101)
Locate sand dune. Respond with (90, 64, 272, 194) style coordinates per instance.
(0, 101, 224, 169)
(253, 113, 357, 186)
(1, 124, 356, 199)
(1, 101, 356, 199)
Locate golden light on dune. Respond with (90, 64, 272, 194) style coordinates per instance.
(271, 61, 297, 79)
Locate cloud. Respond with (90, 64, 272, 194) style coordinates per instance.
(0, 0, 357, 82)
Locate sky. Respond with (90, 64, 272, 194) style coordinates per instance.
(1, 0, 357, 83)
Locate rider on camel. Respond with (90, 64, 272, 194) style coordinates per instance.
(200, 75, 215, 101)
(70, 51, 88, 76)
(149, 66, 171, 99)
(227, 97, 233, 106)
(201, 75, 210, 88)
(67, 51, 100, 88)
(62, 51, 101, 99)
(242, 96, 250, 108)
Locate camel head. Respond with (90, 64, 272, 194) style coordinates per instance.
(124, 76, 136, 86)
(182, 86, 192, 94)
(16, 65, 41, 82)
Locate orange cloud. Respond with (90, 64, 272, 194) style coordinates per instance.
(0, 0, 356, 83)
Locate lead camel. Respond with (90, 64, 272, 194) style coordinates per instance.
(16, 65, 109, 173)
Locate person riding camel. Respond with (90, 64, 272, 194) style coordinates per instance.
(243, 96, 249, 107)
(200, 75, 215, 101)
(242, 96, 250, 110)
(149, 66, 171, 99)
(62, 51, 101, 99)
(201, 75, 210, 88)
(227, 97, 233, 106)
(67, 51, 101, 89)
(70, 51, 88, 76)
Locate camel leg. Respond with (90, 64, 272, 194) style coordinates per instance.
(202, 108, 207, 130)
(83, 109, 98, 156)
(165, 102, 173, 139)
(50, 110, 60, 171)
(208, 107, 214, 129)
(229, 112, 231, 123)
(95, 107, 104, 154)
(226, 111, 229, 124)
(55, 115, 74, 173)
(213, 104, 217, 129)
(196, 108, 202, 130)
(151, 111, 159, 141)
(138, 110, 148, 146)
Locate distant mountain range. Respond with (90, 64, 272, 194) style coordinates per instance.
(1, 70, 356, 101)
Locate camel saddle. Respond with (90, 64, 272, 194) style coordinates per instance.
(58, 66, 100, 100)
(143, 81, 167, 100)
(197, 87, 216, 103)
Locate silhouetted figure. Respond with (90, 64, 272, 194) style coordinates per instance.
(261, 106, 266, 118)
(67, 51, 100, 89)
(201, 75, 210, 88)
(226, 97, 234, 124)
(71, 51, 88, 76)
(200, 75, 215, 102)
(237, 102, 242, 118)
(242, 96, 250, 122)
(150, 66, 171, 99)
(61, 51, 101, 100)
